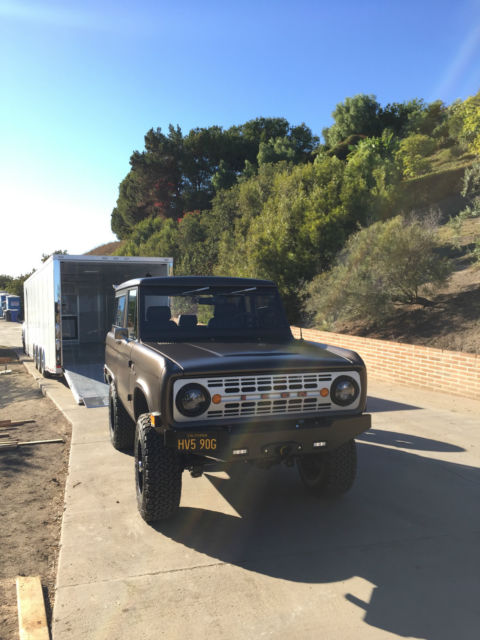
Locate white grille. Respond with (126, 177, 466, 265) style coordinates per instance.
(173, 371, 361, 422)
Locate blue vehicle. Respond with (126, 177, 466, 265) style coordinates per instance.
(4, 294, 21, 322)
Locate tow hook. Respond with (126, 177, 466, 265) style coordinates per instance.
(263, 441, 303, 467)
(190, 466, 203, 478)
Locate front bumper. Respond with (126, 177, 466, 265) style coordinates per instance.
(162, 414, 371, 462)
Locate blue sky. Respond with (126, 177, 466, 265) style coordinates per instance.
(1, 0, 479, 276)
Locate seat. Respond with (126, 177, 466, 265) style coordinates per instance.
(208, 303, 241, 329)
(257, 306, 278, 329)
(146, 306, 177, 328)
(178, 314, 197, 328)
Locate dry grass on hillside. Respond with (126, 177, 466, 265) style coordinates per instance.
(337, 218, 480, 354)
(85, 241, 123, 255)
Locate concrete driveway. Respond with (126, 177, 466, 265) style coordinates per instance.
(2, 321, 479, 639)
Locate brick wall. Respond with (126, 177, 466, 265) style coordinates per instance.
(291, 327, 480, 400)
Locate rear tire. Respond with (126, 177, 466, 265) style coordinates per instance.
(297, 439, 357, 497)
(108, 382, 135, 451)
(34, 346, 39, 370)
(135, 414, 182, 523)
(39, 349, 48, 377)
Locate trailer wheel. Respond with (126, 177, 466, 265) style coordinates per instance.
(108, 382, 135, 451)
(135, 413, 182, 523)
(297, 439, 357, 497)
(39, 349, 45, 375)
(40, 350, 51, 378)
(33, 345, 39, 370)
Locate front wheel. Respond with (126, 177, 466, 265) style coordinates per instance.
(297, 439, 357, 497)
(135, 414, 182, 523)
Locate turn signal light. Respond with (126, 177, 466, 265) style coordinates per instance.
(212, 394, 222, 404)
(320, 388, 329, 397)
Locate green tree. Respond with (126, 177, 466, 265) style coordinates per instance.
(304, 216, 452, 328)
(257, 137, 297, 165)
(448, 91, 480, 153)
(138, 219, 179, 262)
(214, 162, 291, 280)
(322, 94, 382, 147)
(41, 250, 68, 262)
(395, 133, 436, 177)
(458, 160, 480, 218)
(341, 132, 401, 221)
(0, 275, 13, 290)
(111, 118, 318, 238)
(215, 156, 371, 319)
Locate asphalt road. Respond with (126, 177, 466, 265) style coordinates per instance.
(2, 321, 479, 640)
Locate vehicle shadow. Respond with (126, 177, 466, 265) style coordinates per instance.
(155, 441, 480, 640)
(357, 428, 465, 452)
(367, 396, 420, 412)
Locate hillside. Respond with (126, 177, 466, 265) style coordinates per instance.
(335, 217, 480, 354)
(85, 241, 123, 256)
(89, 92, 480, 354)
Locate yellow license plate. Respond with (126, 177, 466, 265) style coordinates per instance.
(177, 436, 217, 452)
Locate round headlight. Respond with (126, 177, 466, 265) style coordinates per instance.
(176, 384, 210, 417)
(331, 376, 359, 406)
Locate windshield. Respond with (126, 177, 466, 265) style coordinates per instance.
(139, 285, 292, 342)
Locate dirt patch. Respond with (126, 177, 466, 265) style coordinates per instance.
(339, 277, 480, 353)
(336, 245, 480, 354)
(331, 217, 480, 354)
(0, 347, 71, 640)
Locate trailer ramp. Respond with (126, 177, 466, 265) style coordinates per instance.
(63, 345, 108, 408)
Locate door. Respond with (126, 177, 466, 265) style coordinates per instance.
(61, 285, 79, 343)
(105, 289, 137, 414)
(125, 288, 138, 404)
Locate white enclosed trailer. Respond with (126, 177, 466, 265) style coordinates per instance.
(23, 255, 173, 406)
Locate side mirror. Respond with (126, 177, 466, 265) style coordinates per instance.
(114, 327, 128, 341)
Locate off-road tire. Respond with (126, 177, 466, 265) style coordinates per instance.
(135, 414, 182, 523)
(297, 439, 357, 497)
(108, 382, 135, 451)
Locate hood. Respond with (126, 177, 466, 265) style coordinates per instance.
(143, 339, 357, 375)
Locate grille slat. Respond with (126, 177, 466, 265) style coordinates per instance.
(207, 371, 332, 392)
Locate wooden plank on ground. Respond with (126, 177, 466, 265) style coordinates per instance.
(0, 439, 64, 451)
(0, 419, 35, 427)
(16, 576, 49, 640)
(18, 439, 64, 446)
